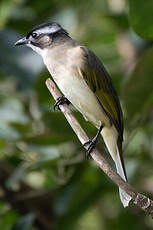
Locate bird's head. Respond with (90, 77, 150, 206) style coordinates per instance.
(15, 22, 69, 55)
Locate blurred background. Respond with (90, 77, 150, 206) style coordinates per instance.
(0, 0, 153, 229)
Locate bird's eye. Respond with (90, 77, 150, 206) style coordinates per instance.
(32, 32, 38, 38)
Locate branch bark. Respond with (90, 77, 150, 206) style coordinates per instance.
(46, 77, 153, 218)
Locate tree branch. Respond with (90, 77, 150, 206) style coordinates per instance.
(46, 78, 153, 218)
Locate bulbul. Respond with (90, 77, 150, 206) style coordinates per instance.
(15, 22, 131, 207)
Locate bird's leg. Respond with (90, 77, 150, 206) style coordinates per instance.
(53, 96, 70, 110)
(83, 125, 103, 157)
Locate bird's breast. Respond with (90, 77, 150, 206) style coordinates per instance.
(43, 51, 110, 127)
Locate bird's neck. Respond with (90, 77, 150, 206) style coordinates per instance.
(51, 33, 72, 48)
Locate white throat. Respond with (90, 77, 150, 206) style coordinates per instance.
(26, 43, 47, 57)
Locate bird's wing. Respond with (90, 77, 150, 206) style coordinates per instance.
(79, 46, 123, 142)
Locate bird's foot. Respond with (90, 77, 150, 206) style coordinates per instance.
(83, 125, 103, 157)
(53, 96, 70, 110)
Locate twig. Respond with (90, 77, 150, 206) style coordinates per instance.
(46, 78, 153, 218)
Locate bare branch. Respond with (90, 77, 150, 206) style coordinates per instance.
(46, 78, 153, 218)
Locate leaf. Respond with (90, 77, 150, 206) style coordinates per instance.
(122, 47, 153, 122)
(128, 0, 153, 39)
(0, 209, 18, 230)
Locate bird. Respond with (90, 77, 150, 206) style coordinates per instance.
(15, 22, 131, 207)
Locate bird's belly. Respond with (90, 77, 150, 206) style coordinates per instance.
(53, 71, 110, 128)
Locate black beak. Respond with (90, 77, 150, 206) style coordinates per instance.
(14, 37, 29, 46)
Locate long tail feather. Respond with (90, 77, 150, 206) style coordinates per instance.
(116, 147, 131, 207)
(101, 126, 131, 207)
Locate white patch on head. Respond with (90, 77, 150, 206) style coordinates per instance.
(26, 43, 46, 57)
(36, 24, 61, 35)
(26, 24, 61, 57)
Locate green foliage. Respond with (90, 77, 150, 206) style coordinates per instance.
(0, 0, 153, 230)
(123, 47, 153, 123)
(128, 0, 153, 39)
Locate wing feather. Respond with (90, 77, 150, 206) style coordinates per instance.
(80, 46, 123, 143)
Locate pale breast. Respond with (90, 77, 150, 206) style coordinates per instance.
(43, 46, 110, 128)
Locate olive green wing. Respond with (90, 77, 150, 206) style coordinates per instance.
(80, 46, 123, 142)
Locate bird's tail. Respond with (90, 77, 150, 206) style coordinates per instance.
(101, 126, 131, 207)
(116, 145, 131, 207)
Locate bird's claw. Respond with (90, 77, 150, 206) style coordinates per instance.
(53, 96, 70, 110)
(83, 125, 103, 158)
(83, 139, 97, 157)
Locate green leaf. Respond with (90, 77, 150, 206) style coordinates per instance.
(0, 209, 18, 230)
(123, 47, 153, 123)
(128, 0, 153, 39)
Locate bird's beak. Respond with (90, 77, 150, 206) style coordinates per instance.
(14, 37, 29, 46)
